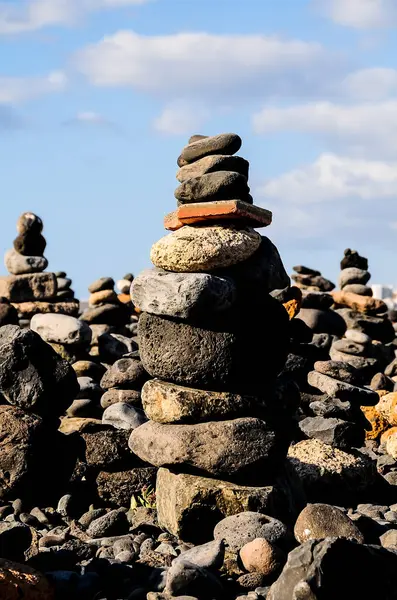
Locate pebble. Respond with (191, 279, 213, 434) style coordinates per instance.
(240, 538, 284, 577)
(213, 512, 290, 553)
(102, 403, 147, 430)
(86, 508, 129, 538)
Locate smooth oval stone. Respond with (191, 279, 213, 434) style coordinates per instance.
(76, 376, 103, 401)
(88, 277, 115, 294)
(66, 398, 99, 418)
(339, 268, 371, 288)
(332, 339, 366, 356)
(4, 249, 48, 276)
(345, 329, 371, 344)
(141, 379, 259, 424)
(177, 155, 249, 183)
(295, 503, 364, 544)
(100, 389, 141, 409)
(131, 269, 236, 319)
(300, 291, 333, 310)
(31, 314, 92, 345)
(80, 304, 128, 326)
(175, 171, 251, 204)
(342, 284, 373, 296)
(180, 133, 242, 164)
(102, 403, 147, 430)
(213, 512, 290, 552)
(0, 303, 19, 327)
(100, 358, 148, 391)
(150, 225, 261, 272)
(296, 308, 346, 337)
(129, 417, 285, 483)
(89, 289, 118, 306)
(116, 279, 131, 294)
(56, 277, 72, 291)
(16, 212, 43, 235)
(72, 361, 106, 381)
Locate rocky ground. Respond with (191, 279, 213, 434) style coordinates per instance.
(1, 135, 397, 599)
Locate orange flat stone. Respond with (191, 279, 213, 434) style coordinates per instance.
(164, 200, 272, 231)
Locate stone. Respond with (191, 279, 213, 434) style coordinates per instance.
(97, 333, 137, 362)
(58, 417, 102, 434)
(177, 155, 249, 183)
(0, 558, 54, 600)
(66, 398, 99, 418)
(300, 291, 333, 310)
(0, 273, 56, 302)
(17, 212, 43, 235)
(240, 538, 284, 576)
(268, 537, 397, 600)
(180, 133, 242, 163)
(100, 389, 141, 409)
(380, 529, 397, 549)
(80, 304, 128, 326)
(138, 306, 289, 394)
(341, 249, 368, 271)
(307, 371, 378, 406)
(165, 559, 223, 598)
(331, 290, 386, 314)
(141, 379, 260, 424)
(336, 308, 395, 343)
(291, 274, 335, 292)
(116, 279, 131, 294)
(361, 405, 389, 440)
(95, 468, 156, 507)
(156, 469, 282, 543)
(165, 201, 272, 231)
(72, 361, 106, 381)
(375, 392, 397, 426)
(0, 303, 19, 326)
(76, 376, 102, 401)
(0, 325, 78, 418)
(4, 249, 48, 276)
(329, 348, 378, 377)
(309, 397, 356, 422)
(314, 360, 362, 386)
(150, 225, 261, 272)
(174, 541, 224, 570)
(332, 339, 366, 356)
(294, 503, 364, 544)
(86, 508, 128, 538)
(88, 277, 115, 293)
(288, 439, 377, 503)
(12, 300, 79, 319)
(30, 314, 92, 346)
(175, 171, 250, 204)
(0, 522, 32, 561)
(89, 289, 118, 306)
(293, 266, 321, 276)
(339, 267, 371, 288)
(386, 432, 397, 459)
(371, 372, 394, 392)
(296, 308, 346, 336)
(345, 329, 371, 344)
(129, 418, 285, 483)
(213, 512, 290, 553)
(56, 277, 71, 291)
(131, 269, 236, 320)
(342, 284, 373, 296)
(298, 416, 363, 450)
(79, 426, 133, 471)
(13, 232, 46, 257)
(100, 357, 148, 390)
(102, 403, 147, 430)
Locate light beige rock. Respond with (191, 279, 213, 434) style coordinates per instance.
(11, 300, 79, 318)
(150, 225, 261, 272)
(142, 379, 258, 423)
(0, 273, 56, 302)
(294, 503, 363, 544)
(59, 417, 102, 434)
(4, 249, 48, 276)
(89, 289, 118, 306)
(30, 313, 92, 345)
(386, 431, 397, 459)
(376, 392, 397, 426)
(240, 538, 283, 576)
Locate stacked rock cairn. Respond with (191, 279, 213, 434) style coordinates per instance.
(0, 213, 79, 326)
(55, 270, 75, 300)
(129, 132, 295, 542)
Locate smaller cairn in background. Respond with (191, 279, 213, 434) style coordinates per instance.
(55, 271, 75, 300)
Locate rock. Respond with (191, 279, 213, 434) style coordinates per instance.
(138, 306, 289, 394)
(97, 333, 137, 362)
(180, 133, 242, 163)
(102, 403, 147, 430)
(129, 417, 285, 483)
(336, 308, 395, 343)
(386, 432, 397, 459)
(66, 398, 99, 418)
(4, 249, 48, 276)
(339, 267, 371, 288)
(175, 171, 250, 204)
(300, 291, 333, 310)
(332, 290, 386, 314)
(291, 274, 335, 292)
(175, 540, 225, 570)
(79, 426, 133, 471)
(131, 269, 236, 320)
(332, 339, 366, 356)
(72, 361, 106, 381)
(76, 377, 103, 401)
(58, 417, 102, 434)
(314, 360, 361, 386)
(298, 416, 363, 450)
(89, 289, 118, 305)
(0, 325, 78, 418)
(95, 468, 156, 507)
(0, 407, 51, 501)
(86, 508, 128, 538)
(17, 212, 43, 235)
(0, 303, 19, 326)
(309, 397, 356, 422)
(370, 372, 394, 392)
(100, 389, 141, 408)
(288, 439, 377, 503)
(342, 284, 373, 296)
(0, 273, 56, 302)
(213, 512, 290, 553)
(0, 558, 54, 600)
(268, 537, 397, 600)
(293, 266, 321, 276)
(12, 300, 79, 319)
(361, 405, 389, 440)
(100, 357, 148, 390)
(165, 559, 223, 598)
(307, 371, 378, 406)
(0, 522, 32, 561)
(141, 379, 259, 424)
(156, 468, 282, 543)
(296, 308, 346, 336)
(30, 314, 92, 346)
(380, 529, 397, 549)
(240, 538, 284, 576)
(294, 503, 364, 544)
(150, 225, 261, 272)
(56, 278, 71, 291)
(341, 249, 368, 271)
(80, 304, 128, 326)
(376, 392, 397, 426)
(177, 155, 249, 183)
(13, 232, 46, 256)
(88, 277, 115, 293)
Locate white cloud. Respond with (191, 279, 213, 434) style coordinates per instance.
(153, 102, 209, 136)
(314, 0, 397, 29)
(259, 153, 397, 203)
(342, 68, 397, 100)
(0, 70, 67, 104)
(0, 0, 150, 34)
(75, 30, 339, 101)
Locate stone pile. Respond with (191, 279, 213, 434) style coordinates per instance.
(0, 213, 79, 323)
(55, 270, 75, 300)
(130, 132, 295, 542)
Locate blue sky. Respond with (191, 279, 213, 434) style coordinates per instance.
(1, 0, 397, 298)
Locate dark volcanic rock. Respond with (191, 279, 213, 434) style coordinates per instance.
(296, 308, 346, 337)
(13, 232, 46, 256)
(341, 249, 368, 271)
(0, 302, 19, 327)
(95, 468, 157, 507)
(175, 170, 251, 204)
(299, 416, 364, 450)
(0, 325, 78, 418)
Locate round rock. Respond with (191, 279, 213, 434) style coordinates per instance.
(213, 512, 290, 552)
(31, 314, 92, 346)
(4, 249, 48, 275)
(175, 170, 250, 204)
(240, 538, 284, 576)
(339, 268, 371, 288)
(180, 133, 242, 164)
(294, 503, 364, 544)
(88, 277, 115, 294)
(16, 212, 43, 235)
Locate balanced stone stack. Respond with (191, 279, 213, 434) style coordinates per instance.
(129, 133, 294, 542)
(0, 213, 79, 322)
(291, 265, 335, 293)
(55, 270, 75, 300)
(338, 249, 372, 296)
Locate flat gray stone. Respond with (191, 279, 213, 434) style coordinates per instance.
(213, 512, 289, 552)
(307, 371, 378, 406)
(131, 269, 236, 320)
(332, 339, 367, 356)
(298, 416, 363, 450)
(173, 540, 224, 569)
(342, 284, 373, 296)
(176, 155, 249, 183)
(180, 133, 242, 164)
(31, 313, 92, 346)
(88, 277, 115, 293)
(339, 268, 371, 288)
(313, 360, 361, 386)
(102, 403, 147, 430)
(4, 249, 48, 275)
(175, 170, 250, 204)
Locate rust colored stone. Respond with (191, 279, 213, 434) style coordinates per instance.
(164, 200, 272, 230)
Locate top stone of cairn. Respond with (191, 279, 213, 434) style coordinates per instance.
(179, 133, 242, 165)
